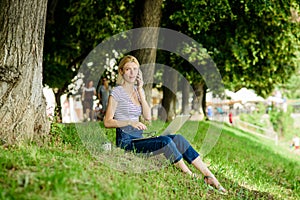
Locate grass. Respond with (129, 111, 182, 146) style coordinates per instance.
(0, 120, 299, 200)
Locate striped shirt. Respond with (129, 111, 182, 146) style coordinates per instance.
(110, 86, 142, 121)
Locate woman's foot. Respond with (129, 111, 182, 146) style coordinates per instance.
(204, 176, 227, 194)
(190, 173, 200, 180)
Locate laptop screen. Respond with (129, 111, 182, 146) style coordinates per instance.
(161, 115, 190, 135)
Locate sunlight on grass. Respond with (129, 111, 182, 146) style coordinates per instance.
(0, 120, 299, 199)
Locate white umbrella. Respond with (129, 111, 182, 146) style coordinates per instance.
(234, 88, 265, 103)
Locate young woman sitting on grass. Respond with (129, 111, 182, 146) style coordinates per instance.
(104, 55, 226, 194)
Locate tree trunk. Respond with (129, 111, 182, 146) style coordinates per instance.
(161, 67, 178, 121)
(53, 88, 64, 123)
(181, 78, 190, 115)
(192, 82, 205, 114)
(0, 0, 50, 144)
(202, 84, 207, 118)
(132, 0, 163, 104)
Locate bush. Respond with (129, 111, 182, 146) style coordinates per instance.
(269, 105, 294, 138)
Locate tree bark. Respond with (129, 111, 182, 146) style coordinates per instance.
(53, 88, 64, 123)
(161, 67, 178, 121)
(181, 79, 190, 115)
(192, 82, 205, 114)
(132, 0, 163, 104)
(0, 0, 50, 144)
(201, 84, 207, 118)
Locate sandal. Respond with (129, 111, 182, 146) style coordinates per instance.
(191, 173, 200, 180)
(204, 176, 227, 194)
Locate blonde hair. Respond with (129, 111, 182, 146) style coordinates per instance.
(116, 55, 140, 85)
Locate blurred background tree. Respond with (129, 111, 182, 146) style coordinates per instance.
(43, 0, 300, 120)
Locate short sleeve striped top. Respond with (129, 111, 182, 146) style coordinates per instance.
(110, 86, 142, 121)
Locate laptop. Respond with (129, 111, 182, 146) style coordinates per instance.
(161, 115, 190, 135)
(132, 115, 190, 141)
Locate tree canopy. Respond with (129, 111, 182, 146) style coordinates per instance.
(168, 0, 300, 97)
(43, 0, 300, 108)
(43, 0, 134, 91)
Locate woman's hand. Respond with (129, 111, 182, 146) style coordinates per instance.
(131, 121, 147, 130)
(136, 69, 143, 88)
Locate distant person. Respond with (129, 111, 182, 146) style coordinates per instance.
(207, 106, 213, 120)
(291, 134, 300, 152)
(98, 77, 111, 120)
(73, 94, 83, 122)
(62, 94, 71, 123)
(82, 80, 96, 121)
(216, 107, 225, 115)
(104, 55, 226, 194)
(94, 102, 102, 121)
(229, 112, 233, 125)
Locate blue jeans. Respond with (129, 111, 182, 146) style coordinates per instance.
(116, 126, 199, 164)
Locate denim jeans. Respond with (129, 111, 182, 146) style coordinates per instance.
(116, 126, 199, 164)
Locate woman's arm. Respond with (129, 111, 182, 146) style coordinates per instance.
(137, 87, 151, 121)
(104, 96, 120, 128)
(93, 88, 97, 96)
(97, 87, 101, 100)
(136, 70, 151, 121)
(104, 96, 147, 130)
(81, 88, 85, 101)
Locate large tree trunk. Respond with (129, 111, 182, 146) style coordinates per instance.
(0, 0, 50, 144)
(160, 67, 178, 121)
(132, 0, 163, 104)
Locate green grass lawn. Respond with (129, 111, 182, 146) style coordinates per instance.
(0, 120, 299, 200)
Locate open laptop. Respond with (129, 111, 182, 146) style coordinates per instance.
(161, 115, 190, 135)
(132, 115, 190, 141)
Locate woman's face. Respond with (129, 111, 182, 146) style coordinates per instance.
(122, 62, 139, 84)
(102, 78, 108, 85)
(88, 81, 93, 87)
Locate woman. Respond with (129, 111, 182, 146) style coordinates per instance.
(82, 80, 96, 121)
(97, 77, 111, 119)
(104, 55, 226, 193)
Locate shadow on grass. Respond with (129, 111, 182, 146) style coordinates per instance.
(53, 122, 298, 199)
(226, 179, 275, 200)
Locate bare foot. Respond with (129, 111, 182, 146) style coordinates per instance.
(204, 176, 227, 194)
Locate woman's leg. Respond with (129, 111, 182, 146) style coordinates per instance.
(167, 134, 226, 192)
(131, 136, 183, 164)
(166, 134, 199, 163)
(131, 134, 226, 192)
(191, 157, 225, 190)
(174, 159, 193, 175)
(132, 136, 194, 175)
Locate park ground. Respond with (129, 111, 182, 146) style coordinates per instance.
(0, 120, 299, 200)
